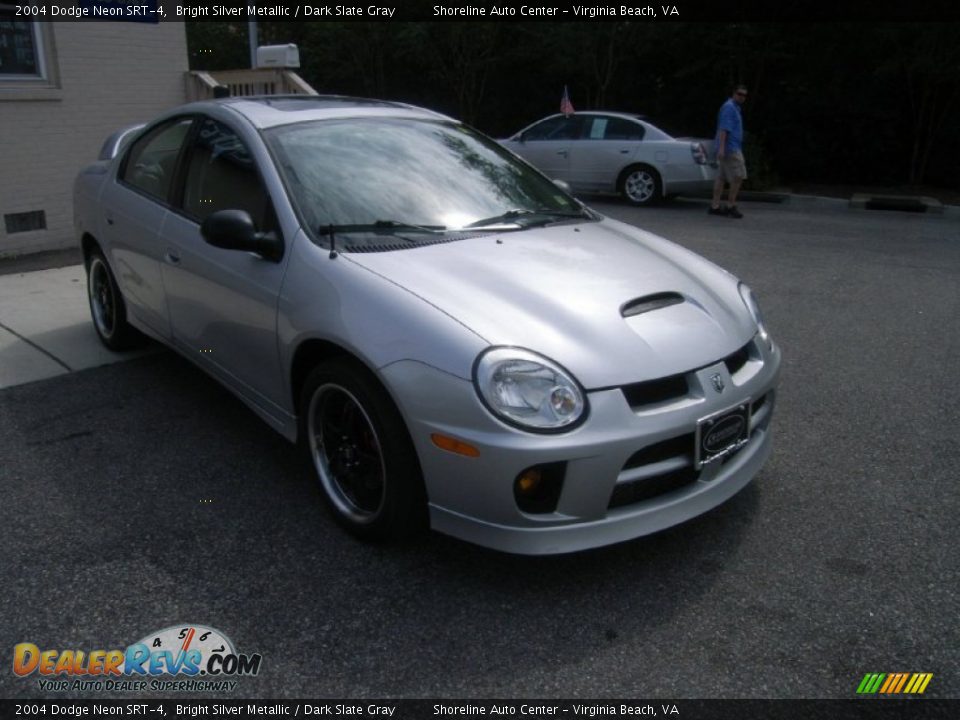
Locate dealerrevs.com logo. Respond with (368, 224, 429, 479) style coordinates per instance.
(13, 624, 262, 692)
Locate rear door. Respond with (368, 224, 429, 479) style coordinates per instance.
(568, 115, 645, 192)
(101, 117, 194, 339)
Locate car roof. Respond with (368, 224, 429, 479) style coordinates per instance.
(549, 111, 647, 121)
(176, 95, 454, 130)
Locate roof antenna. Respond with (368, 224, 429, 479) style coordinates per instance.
(327, 224, 338, 259)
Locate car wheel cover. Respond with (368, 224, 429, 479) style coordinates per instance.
(625, 170, 655, 203)
(88, 258, 116, 339)
(308, 382, 387, 524)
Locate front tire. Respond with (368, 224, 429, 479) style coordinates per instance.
(619, 165, 662, 206)
(300, 359, 427, 541)
(86, 248, 139, 351)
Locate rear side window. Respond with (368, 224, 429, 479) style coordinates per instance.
(182, 118, 271, 230)
(587, 117, 645, 141)
(120, 118, 193, 201)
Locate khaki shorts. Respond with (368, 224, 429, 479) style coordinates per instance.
(718, 151, 748, 182)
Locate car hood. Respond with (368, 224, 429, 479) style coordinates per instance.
(345, 218, 756, 389)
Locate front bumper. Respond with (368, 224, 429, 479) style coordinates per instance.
(381, 336, 780, 555)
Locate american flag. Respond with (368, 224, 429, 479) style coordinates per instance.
(560, 85, 575, 115)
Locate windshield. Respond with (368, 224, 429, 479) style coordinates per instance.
(266, 118, 588, 242)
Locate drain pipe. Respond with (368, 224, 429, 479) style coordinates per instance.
(249, 18, 258, 68)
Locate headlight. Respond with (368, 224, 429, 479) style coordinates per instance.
(473, 347, 587, 432)
(738, 283, 772, 349)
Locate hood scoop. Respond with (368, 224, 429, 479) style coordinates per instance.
(620, 292, 684, 318)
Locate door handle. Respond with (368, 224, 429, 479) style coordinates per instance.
(619, 149, 630, 154)
(557, 150, 568, 157)
(106, 217, 114, 225)
(164, 249, 181, 265)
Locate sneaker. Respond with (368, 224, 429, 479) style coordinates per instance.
(708, 206, 728, 216)
(727, 206, 743, 219)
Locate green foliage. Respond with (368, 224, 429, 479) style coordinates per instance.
(185, 21, 248, 71)
(742, 133, 779, 192)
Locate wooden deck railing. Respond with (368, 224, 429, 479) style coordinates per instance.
(186, 69, 318, 101)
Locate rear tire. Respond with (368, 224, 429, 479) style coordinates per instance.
(619, 165, 662, 206)
(300, 358, 427, 542)
(86, 248, 139, 351)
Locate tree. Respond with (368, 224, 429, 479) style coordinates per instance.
(889, 25, 960, 185)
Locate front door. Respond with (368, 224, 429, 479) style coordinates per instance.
(511, 115, 585, 185)
(160, 116, 290, 417)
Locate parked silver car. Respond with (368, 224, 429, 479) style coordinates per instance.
(501, 111, 716, 206)
(74, 96, 779, 555)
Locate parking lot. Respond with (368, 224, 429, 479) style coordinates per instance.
(0, 198, 957, 700)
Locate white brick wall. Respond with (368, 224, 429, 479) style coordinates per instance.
(0, 21, 188, 256)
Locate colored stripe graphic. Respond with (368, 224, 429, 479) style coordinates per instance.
(857, 673, 886, 694)
(857, 672, 932, 694)
(909, 673, 933, 694)
(893, 673, 909, 693)
(881, 673, 909, 693)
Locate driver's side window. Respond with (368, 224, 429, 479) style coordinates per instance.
(524, 116, 584, 141)
(181, 117, 272, 230)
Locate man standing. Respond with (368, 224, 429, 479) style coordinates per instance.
(709, 85, 748, 219)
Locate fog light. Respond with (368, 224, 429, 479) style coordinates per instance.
(513, 462, 566, 514)
(516, 468, 542, 495)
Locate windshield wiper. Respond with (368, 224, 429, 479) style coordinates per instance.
(318, 220, 446, 235)
(464, 209, 590, 229)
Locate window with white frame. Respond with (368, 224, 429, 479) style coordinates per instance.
(0, 7, 46, 79)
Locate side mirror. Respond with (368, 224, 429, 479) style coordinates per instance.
(200, 209, 283, 262)
(518, 131, 527, 144)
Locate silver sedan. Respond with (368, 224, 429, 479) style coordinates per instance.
(75, 96, 779, 555)
(501, 111, 716, 206)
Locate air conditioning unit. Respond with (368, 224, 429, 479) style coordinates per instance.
(256, 44, 300, 69)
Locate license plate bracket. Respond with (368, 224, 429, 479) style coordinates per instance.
(695, 401, 751, 469)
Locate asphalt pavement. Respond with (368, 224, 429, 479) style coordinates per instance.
(0, 197, 957, 702)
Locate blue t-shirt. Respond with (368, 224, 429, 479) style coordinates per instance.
(715, 98, 743, 154)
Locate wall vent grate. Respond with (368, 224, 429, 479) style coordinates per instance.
(4, 210, 47, 234)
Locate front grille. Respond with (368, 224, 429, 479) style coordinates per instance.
(621, 374, 688, 410)
(609, 466, 699, 509)
(621, 341, 755, 412)
(623, 433, 694, 469)
(751, 393, 767, 414)
(609, 432, 699, 509)
(724, 343, 751, 376)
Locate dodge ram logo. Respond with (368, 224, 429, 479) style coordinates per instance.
(710, 373, 725, 393)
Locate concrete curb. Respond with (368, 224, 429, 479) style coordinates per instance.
(0, 247, 83, 276)
(685, 190, 960, 214)
(849, 193, 944, 214)
(0, 265, 155, 389)
(777, 194, 849, 210)
(737, 191, 959, 216)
